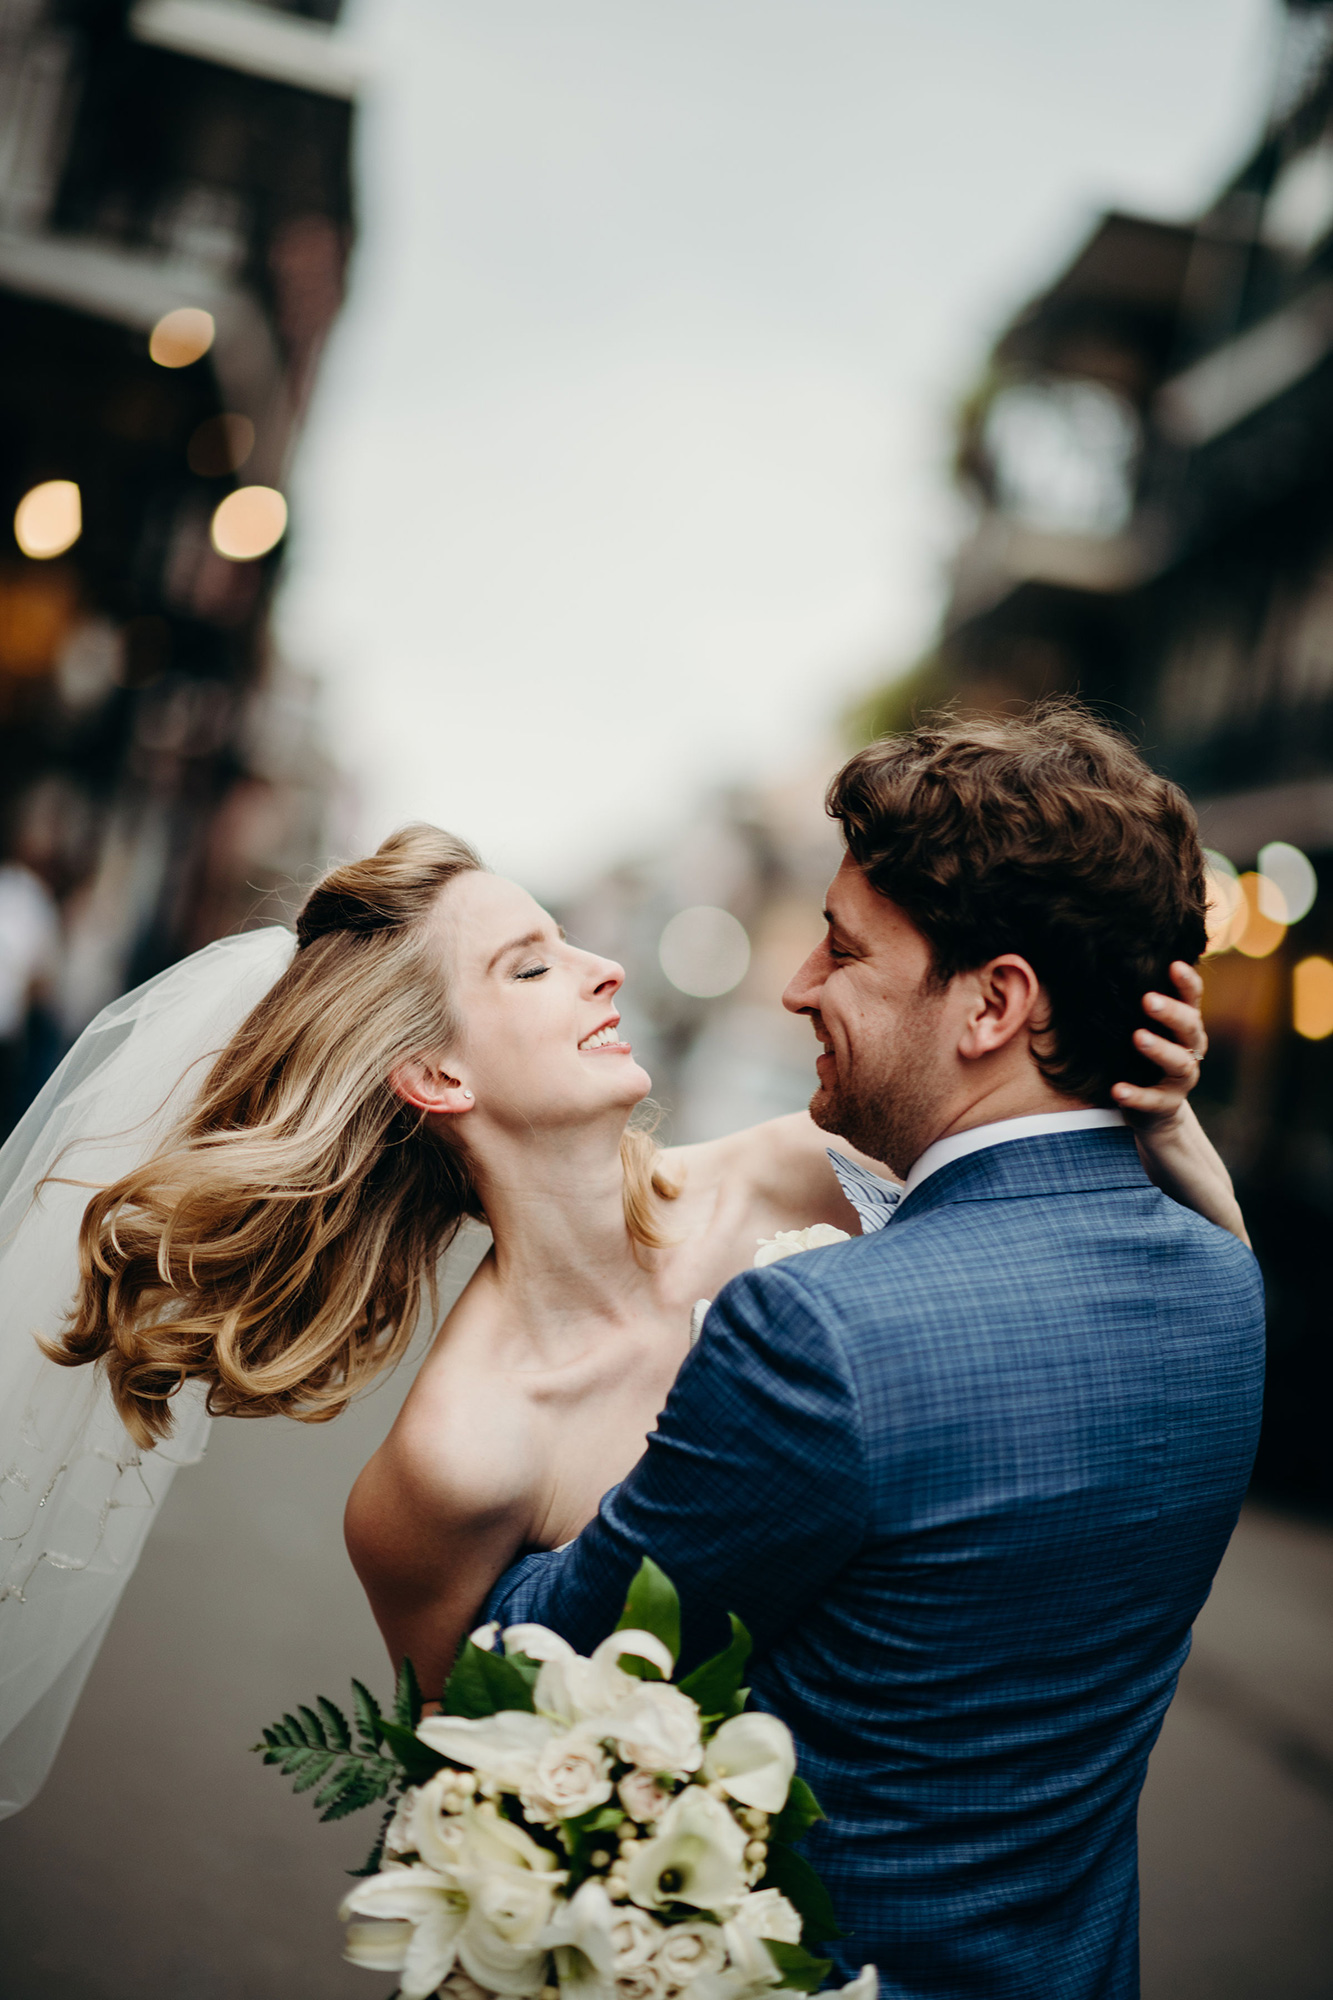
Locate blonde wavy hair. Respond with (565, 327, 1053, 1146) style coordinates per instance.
(49, 824, 677, 1449)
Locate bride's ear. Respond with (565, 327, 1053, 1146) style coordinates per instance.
(389, 1056, 474, 1116)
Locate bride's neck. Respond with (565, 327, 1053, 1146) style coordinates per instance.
(469, 1117, 650, 1320)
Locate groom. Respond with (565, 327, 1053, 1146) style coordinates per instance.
(485, 706, 1265, 1998)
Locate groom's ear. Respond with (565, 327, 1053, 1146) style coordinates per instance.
(389, 1054, 473, 1116)
(956, 955, 1044, 1061)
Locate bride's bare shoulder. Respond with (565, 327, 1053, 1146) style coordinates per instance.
(662, 1113, 871, 1230)
(344, 1284, 538, 1594)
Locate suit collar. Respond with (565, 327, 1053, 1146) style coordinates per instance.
(903, 1108, 1125, 1198)
(892, 1125, 1148, 1224)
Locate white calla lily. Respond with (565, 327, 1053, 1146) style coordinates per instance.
(702, 1713, 796, 1813)
(416, 1709, 554, 1790)
(339, 1864, 468, 2000)
(626, 1787, 749, 1914)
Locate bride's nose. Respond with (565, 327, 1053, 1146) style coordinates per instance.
(583, 953, 624, 998)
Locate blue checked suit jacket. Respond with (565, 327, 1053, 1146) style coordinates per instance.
(485, 1129, 1265, 1999)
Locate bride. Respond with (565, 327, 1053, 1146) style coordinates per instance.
(9, 821, 1236, 1778)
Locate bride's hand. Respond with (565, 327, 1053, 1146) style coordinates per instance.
(1112, 962, 1249, 1245)
(1111, 961, 1206, 1128)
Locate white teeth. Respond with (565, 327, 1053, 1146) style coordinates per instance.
(579, 1024, 621, 1050)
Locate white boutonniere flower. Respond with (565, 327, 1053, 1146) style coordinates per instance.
(752, 1224, 850, 1268)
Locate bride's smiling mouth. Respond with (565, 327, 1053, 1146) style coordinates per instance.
(578, 1017, 631, 1054)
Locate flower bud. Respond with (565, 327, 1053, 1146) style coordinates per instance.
(745, 1841, 767, 1865)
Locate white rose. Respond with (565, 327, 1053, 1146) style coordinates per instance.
(652, 1921, 728, 1984)
(626, 1788, 749, 1915)
(607, 1684, 704, 1777)
(384, 1785, 421, 1860)
(615, 1964, 666, 2000)
(607, 1904, 662, 1969)
(752, 1225, 850, 1268)
(339, 1865, 468, 2000)
(725, 1889, 801, 1945)
(618, 1769, 674, 1825)
(417, 1709, 555, 1792)
(522, 1730, 615, 1823)
(702, 1714, 796, 1813)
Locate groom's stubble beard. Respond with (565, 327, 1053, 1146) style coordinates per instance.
(808, 978, 955, 1180)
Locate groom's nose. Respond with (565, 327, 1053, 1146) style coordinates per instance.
(783, 948, 824, 1017)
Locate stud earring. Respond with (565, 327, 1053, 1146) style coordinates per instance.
(462, 1089, 474, 1100)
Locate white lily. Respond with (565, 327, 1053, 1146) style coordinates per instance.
(541, 1876, 620, 1976)
(416, 1709, 555, 1791)
(339, 1864, 468, 2000)
(625, 1787, 749, 1914)
(503, 1625, 677, 1727)
(702, 1713, 796, 1813)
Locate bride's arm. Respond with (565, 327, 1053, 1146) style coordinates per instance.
(345, 1421, 534, 1697)
(1111, 961, 1249, 1246)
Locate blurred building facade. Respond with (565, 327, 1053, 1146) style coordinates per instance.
(860, 0, 1333, 1506)
(0, 0, 356, 1128)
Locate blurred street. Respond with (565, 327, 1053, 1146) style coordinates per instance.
(0, 1224, 1329, 2000)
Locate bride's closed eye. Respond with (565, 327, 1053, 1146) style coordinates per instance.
(514, 964, 549, 980)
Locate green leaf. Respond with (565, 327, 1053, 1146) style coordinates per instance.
(318, 1697, 352, 1751)
(761, 1844, 844, 1945)
(291, 1749, 338, 1794)
(298, 1705, 329, 1749)
(379, 1717, 448, 1784)
(394, 1658, 424, 1730)
(763, 1940, 834, 1991)
(679, 1614, 752, 1718)
(351, 1679, 384, 1754)
(443, 1639, 537, 1718)
(616, 1557, 681, 1664)
(769, 1775, 826, 1847)
(349, 1805, 395, 1877)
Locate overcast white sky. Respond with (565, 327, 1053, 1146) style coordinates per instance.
(279, 0, 1276, 898)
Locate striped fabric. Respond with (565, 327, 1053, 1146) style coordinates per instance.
(487, 1130, 1265, 1999)
(827, 1149, 904, 1233)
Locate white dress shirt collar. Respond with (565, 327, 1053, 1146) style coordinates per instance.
(902, 1107, 1126, 1200)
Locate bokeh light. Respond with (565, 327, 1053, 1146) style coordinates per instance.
(1203, 850, 1243, 954)
(1233, 872, 1287, 959)
(1293, 955, 1333, 1040)
(210, 485, 288, 561)
(1257, 841, 1317, 925)
(14, 479, 81, 559)
(188, 413, 255, 477)
(149, 307, 215, 368)
(659, 906, 751, 998)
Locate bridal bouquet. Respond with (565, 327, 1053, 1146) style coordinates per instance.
(256, 1561, 873, 2000)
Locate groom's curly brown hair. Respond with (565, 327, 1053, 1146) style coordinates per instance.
(826, 700, 1209, 1105)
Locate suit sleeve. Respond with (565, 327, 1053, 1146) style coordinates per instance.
(483, 1259, 869, 1667)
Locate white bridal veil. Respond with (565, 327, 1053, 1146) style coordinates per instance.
(0, 925, 296, 1819)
